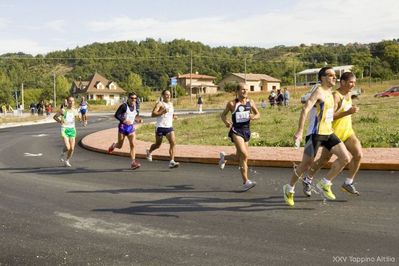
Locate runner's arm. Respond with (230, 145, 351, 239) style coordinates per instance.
(53, 109, 64, 124)
(295, 89, 321, 140)
(114, 104, 127, 123)
(333, 93, 359, 119)
(151, 102, 166, 117)
(249, 99, 260, 120)
(220, 102, 233, 128)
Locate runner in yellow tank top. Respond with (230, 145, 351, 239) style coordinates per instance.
(283, 67, 351, 206)
(315, 89, 335, 135)
(303, 72, 363, 196)
(332, 91, 354, 142)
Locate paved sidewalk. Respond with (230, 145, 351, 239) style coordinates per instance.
(82, 128, 399, 171)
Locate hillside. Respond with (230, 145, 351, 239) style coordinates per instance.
(0, 38, 398, 105)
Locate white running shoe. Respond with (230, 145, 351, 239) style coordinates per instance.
(169, 161, 180, 168)
(146, 149, 152, 162)
(64, 160, 72, 167)
(60, 152, 66, 163)
(243, 180, 256, 191)
(219, 152, 226, 170)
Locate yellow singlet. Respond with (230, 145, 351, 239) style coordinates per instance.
(314, 88, 334, 135)
(332, 91, 354, 142)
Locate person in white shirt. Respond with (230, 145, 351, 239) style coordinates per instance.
(146, 89, 180, 168)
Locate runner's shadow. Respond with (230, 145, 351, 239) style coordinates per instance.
(69, 184, 239, 194)
(92, 195, 315, 217)
(0, 166, 170, 176)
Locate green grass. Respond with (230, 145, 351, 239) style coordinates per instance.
(0, 114, 46, 124)
(137, 80, 399, 148)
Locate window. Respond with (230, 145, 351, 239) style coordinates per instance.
(96, 82, 104, 90)
(109, 83, 116, 90)
(109, 95, 114, 99)
(250, 85, 254, 91)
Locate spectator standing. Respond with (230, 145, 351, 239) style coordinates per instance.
(197, 96, 203, 113)
(283, 87, 290, 106)
(268, 90, 276, 108)
(260, 99, 267, 109)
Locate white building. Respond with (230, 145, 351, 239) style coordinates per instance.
(218, 73, 281, 92)
(71, 73, 126, 105)
(297, 65, 353, 86)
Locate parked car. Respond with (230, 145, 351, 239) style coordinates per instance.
(374, 86, 399, 97)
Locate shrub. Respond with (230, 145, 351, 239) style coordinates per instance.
(359, 115, 379, 123)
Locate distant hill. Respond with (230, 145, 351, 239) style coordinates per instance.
(0, 38, 398, 104)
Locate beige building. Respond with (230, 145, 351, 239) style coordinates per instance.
(176, 73, 218, 95)
(71, 73, 126, 105)
(218, 73, 281, 92)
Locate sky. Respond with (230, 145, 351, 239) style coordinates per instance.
(0, 0, 398, 55)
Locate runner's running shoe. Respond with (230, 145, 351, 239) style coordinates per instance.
(169, 161, 180, 168)
(64, 160, 72, 167)
(302, 174, 313, 197)
(219, 152, 226, 170)
(283, 184, 295, 206)
(108, 143, 116, 154)
(131, 160, 141, 170)
(341, 183, 360, 195)
(243, 180, 256, 191)
(146, 149, 152, 162)
(316, 180, 336, 200)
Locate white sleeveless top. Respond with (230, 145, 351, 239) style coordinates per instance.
(156, 102, 174, 128)
(306, 107, 318, 136)
(62, 108, 78, 128)
(125, 103, 138, 123)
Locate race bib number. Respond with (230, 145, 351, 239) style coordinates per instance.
(235, 111, 250, 123)
(325, 108, 334, 123)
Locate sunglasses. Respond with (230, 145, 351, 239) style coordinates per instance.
(325, 73, 337, 78)
(129, 97, 137, 100)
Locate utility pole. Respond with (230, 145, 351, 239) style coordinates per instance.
(190, 51, 193, 103)
(244, 56, 247, 82)
(14, 89, 18, 110)
(21, 83, 24, 110)
(368, 62, 372, 89)
(53, 72, 56, 107)
(293, 62, 297, 95)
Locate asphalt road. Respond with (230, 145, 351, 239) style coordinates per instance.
(0, 115, 398, 266)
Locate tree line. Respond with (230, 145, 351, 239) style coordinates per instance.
(0, 38, 398, 106)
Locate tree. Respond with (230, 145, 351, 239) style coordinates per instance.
(125, 72, 143, 93)
(0, 72, 13, 105)
(383, 43, 399, 73)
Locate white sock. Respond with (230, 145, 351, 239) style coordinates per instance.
(322, 178, 332, 185)
(287, 184, 295, 193)
(170, 160, 175, 163)
(345, 178, 354, 185)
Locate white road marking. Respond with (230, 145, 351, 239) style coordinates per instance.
(24, 153, 43, 157)
(32, 134, 48, 137)
(56, 212, 214, 239)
